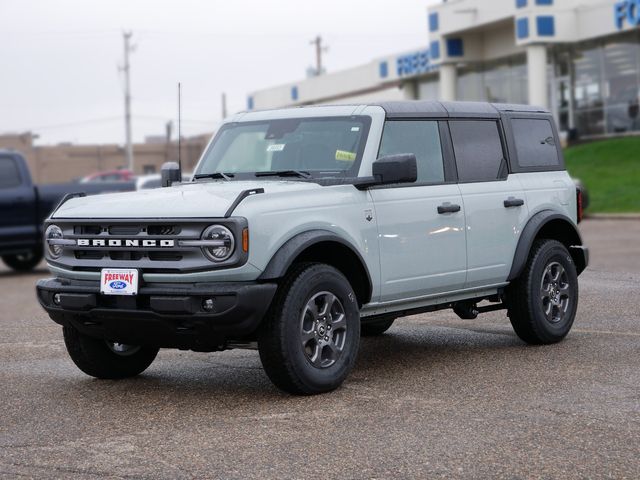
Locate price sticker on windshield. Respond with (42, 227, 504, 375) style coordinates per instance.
(100, 269, 139, 296)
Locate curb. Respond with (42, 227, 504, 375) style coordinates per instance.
(586, 213, 640, 221)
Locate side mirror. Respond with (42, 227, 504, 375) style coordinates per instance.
(161, 162, 182, 187)
(372, 153, 418, 186)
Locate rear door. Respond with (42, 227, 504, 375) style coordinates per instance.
(449, 120, 529, 288)
(370, 119, 466, 303)
(0, 155, 37, 249)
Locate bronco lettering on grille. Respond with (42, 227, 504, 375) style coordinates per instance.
(77, 239, 175, 247)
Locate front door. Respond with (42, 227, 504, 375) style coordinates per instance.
(370, 119, 466, 303)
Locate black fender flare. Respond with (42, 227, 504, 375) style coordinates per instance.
(258, 229, 373, 303)
(508, 210, 588, 281)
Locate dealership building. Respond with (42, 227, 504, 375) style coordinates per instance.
(248, 0, 640, 138)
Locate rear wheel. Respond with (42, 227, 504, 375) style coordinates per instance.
(507, 240, 578, 344)
(2, 247, 43, 271)
(361, 316, 396, 337)
(63, 325, 159, 379)
(258, 263, 360, 395)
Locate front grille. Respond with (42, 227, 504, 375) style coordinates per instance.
(54, 220, 212, 272)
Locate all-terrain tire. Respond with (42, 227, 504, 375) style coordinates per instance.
(63, 325, 159, 379)
(507, 239, 579, 345)
(258, 263, 360, 395)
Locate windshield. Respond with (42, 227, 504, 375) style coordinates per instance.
(195, 116, 371, 179)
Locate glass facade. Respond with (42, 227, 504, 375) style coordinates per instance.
(456, 56, 528, 105)
(553, 30, 640, 136)
(414, 32, 640, 138)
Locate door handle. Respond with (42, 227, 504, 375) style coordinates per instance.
(504, 197, 525, 208)
(437, 203, 461, 214)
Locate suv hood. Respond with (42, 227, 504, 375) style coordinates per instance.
(52, 180, 322, 219)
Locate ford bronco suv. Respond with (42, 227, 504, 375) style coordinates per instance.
(37, 101, 588, 395)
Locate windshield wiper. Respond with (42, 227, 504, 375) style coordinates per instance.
(194, 172, 235, 181)
(255, 170, 311, 179)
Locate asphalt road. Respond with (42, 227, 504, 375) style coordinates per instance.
(1, 219, 639, 479)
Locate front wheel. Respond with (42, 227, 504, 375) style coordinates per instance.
(507, 240, 579, 345)
(258, 263, 360, 395)
(63, 326, 159, 379)
(2, 247, 43, 272)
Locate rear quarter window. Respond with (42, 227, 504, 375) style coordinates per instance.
(511, 118, 560, 169)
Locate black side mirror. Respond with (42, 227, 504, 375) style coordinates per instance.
(161, 162, 182, 187)
(372, 153, 418, 186)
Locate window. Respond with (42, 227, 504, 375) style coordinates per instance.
(449, 120, 506, 182)
(378, 120, 444, 184)
(512, 118, 560, 168)
(0, 157, 21, 188)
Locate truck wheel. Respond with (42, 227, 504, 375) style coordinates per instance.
(2, 247, 43, 272)
(258, 263, 360, 395)
(63, 326, 159, 379)
(361, 316, 396, 337)
(507, 239, 578, 345)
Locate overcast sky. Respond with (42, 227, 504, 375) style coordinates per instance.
(0, 0, 438, 146)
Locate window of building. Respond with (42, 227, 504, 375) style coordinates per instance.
(573, 41, 605, 136)
(511, 118, 560, 168)
(378, 120, 445, 184)
(143, 165, 156, 174)
(455, 56, 528, 105)
(0, 157, 22, 188)
(418, 79, 439, 101)
(603, 33, 640, 134)
(449, 121, 506, 182)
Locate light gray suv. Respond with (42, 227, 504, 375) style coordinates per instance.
(37, 101, 589, 395)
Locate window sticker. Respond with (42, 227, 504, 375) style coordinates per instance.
(335, 150, 356, 162)
(351, 126, 360, 132)
(267, 144, 286, 152)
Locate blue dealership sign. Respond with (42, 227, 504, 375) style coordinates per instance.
(615, 0, 640, 29)
(396, 49, 434, 77)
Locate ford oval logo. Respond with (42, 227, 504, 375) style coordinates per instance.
(109, 281, 128, 290)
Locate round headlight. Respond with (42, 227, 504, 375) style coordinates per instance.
(45, 224, 64, 259)
(201, 225, 235, 262)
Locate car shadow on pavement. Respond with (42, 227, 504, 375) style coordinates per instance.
(47, 323, 532, 404)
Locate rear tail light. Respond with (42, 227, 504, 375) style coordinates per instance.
(576, 188, 583, 224)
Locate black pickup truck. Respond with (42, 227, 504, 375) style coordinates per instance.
(0, 150, 135, 272)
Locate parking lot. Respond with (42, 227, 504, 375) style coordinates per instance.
(1, 218, 638, 479)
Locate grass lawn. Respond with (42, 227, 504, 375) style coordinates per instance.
(564, 136, 640, 213)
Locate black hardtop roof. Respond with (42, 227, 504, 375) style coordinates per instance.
(373, 101, 550, 118)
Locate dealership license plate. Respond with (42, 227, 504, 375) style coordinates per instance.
(100, 269, 139, 296)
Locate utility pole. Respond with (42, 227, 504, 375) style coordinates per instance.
(121, 31, 135, 172)
(309, 35, 328, 76)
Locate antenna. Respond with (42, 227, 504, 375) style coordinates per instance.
(178, 82, 182, 174)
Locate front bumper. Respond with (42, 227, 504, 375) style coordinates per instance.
(36, 277, 277, 350)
